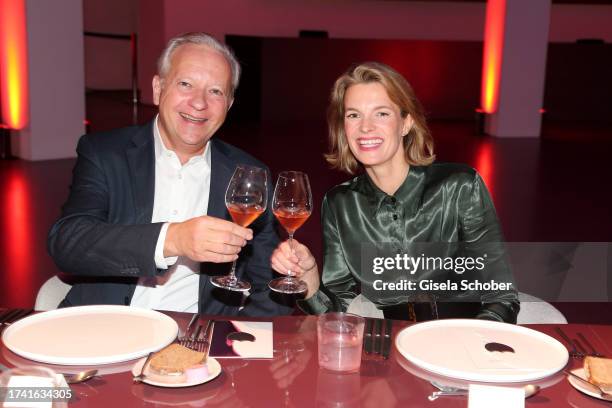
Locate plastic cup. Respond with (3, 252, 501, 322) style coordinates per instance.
(317, 313, 365, 373)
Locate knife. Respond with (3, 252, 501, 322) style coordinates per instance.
(364, 318, 373, 354)
(201, 320, 215, 359)
(381, 320, 393, 359)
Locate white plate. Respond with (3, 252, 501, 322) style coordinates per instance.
(395, 319, 568, 382)
(567, 368, 612, 402)
(2, 305, 178, 365)
(131, 357, 222, 388)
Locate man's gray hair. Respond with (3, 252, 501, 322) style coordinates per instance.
(157, 32, 241, 96)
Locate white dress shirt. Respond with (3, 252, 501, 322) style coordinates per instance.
(130, 116, 211, 312)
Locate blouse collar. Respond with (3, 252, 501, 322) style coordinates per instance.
(351, 165, 426, 217)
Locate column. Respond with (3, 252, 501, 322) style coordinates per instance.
(14, 0, 85, 160)
(484, 0, 552, 138)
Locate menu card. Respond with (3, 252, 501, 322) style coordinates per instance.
(209, 321, 273, 359)
(469, 384, 524, 408)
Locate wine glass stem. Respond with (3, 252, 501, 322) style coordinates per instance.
(228, 260, 238, 285)
(287, 233, 294, 278)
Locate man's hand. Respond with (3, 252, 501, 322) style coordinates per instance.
(270, 239, 320, 298)
(164, 216, 253, 263)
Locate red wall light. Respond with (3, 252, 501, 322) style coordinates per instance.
(476, 140, 495, 202)
(481, 0, 506, 114)
(0, 0, 29, 130)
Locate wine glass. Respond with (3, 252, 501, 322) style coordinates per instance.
(210, 164, 268, 292)
(269, 171, 312, 294)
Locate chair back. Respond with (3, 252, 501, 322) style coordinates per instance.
(34, 276, 72, 311)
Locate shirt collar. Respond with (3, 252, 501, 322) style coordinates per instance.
(153, 115, 211, 167)
(351, 166, 426, 216)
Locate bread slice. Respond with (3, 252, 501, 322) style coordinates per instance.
(149, 344, 205, 374)
(584, 356, 612, 393)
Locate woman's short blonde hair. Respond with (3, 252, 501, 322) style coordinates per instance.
(325, 62, 435, 174)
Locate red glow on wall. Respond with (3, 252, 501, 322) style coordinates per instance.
(0, 0, 29, 129)
(481, 0, 506, 114)
(3, 169, 33, 306)
(476, 140, 495, 201)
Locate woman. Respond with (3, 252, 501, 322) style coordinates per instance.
(271, 62, 519, 323)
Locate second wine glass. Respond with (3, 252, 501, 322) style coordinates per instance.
(210, 164, 268, 292)
(269, 171, 312, 294)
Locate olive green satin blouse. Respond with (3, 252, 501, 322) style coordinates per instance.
(300, 163, 520, 323)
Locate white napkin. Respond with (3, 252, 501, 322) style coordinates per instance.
(3, 374, 68, 408)
(468, 384, 524, 408)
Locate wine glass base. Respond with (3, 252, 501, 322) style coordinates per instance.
(210, 276, 251, 292)
(268, 277, 307, 294)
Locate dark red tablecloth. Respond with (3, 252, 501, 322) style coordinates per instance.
(2, 314, 612, 407)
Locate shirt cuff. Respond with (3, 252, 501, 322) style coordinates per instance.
(155, 222, 178, 269)
(296, 290, 334, 315)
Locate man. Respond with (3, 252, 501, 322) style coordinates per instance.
(47, 32, 290, 316)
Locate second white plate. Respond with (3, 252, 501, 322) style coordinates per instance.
(395, 319, 568, 382)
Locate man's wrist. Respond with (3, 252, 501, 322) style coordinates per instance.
(163, 222, 179, 258)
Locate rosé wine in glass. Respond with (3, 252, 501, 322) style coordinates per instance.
(269, 171, 312, 294)
(210, 165, 268, 292)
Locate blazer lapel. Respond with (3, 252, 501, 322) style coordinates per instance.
(199, 139, 240, 313)
(207, 139, 234, 220)
(126, 122, 155, 223)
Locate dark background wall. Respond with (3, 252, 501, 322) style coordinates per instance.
(227, 36, 612, 124)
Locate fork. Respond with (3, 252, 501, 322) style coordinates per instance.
(185, 320, 215, 352)
(187, 325, 203, 350)
(577, 332, 604, 357)
(197, 320, 215, 354)
(555, 327, 584, 358)
(0, 309, 33, 334)
(177, 313, 200, 346)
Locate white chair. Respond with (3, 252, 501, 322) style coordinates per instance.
(34, 276, 72, 311)
(516, 292, 567, 324)
(346, 294, 383, 319)
(346, 293, 567, 324)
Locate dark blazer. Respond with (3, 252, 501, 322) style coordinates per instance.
(47, 121, 291, 317)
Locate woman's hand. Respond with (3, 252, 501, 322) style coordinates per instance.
(271, 239, 320, 298)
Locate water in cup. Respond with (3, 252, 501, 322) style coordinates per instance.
(317, 313, 365, 373)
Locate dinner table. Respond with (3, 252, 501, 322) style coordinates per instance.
(1, 311, 611, 407)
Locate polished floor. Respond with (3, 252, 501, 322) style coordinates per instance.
(1, 91, 610, 322)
